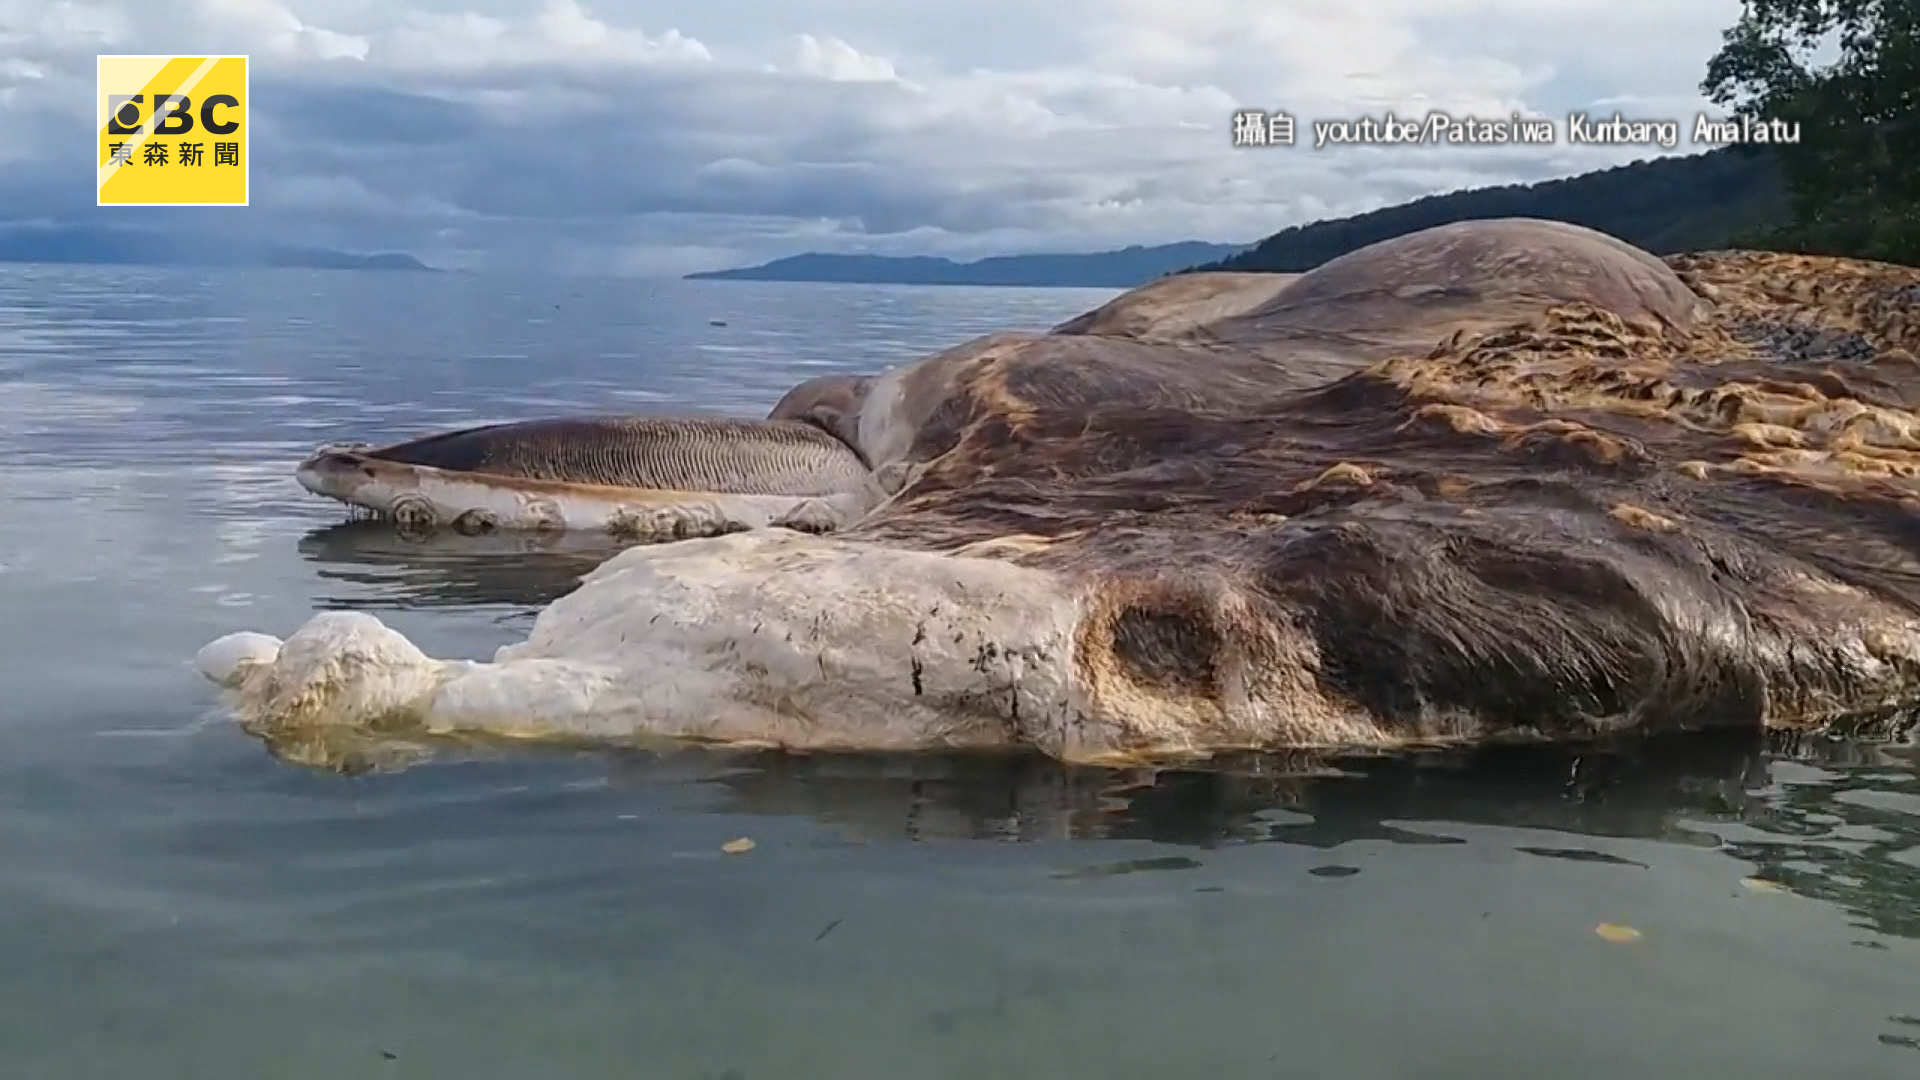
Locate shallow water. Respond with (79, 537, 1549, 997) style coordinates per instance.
(1, 264, 1917, 1079)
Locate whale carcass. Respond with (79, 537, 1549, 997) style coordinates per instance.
(201, 218, 1920, 767)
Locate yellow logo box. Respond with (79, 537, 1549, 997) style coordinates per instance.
(97, 55, 250, 206)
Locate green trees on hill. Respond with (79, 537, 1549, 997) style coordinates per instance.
(1702, 0, 1919, 263)
(1197, 0, 1917, 274)
(1190, 148, 1786, 274)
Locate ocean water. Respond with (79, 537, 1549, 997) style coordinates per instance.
(1, 263, 1917, 1080)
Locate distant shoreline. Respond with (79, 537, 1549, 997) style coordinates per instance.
(684, 241, 1249, 289)
(686, 275, 1133, 290)
(0, 224, 434, 273)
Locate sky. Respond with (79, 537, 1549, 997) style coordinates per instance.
(2, 0, 1750, 275)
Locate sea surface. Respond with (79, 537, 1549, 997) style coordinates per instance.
(1, 264, 1918, 1079)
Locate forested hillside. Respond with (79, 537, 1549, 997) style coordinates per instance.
(1191, 146, 1786, 274)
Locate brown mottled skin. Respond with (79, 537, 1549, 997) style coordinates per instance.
(328, 217, 1920, 750)
(768, 218, 1920, 746)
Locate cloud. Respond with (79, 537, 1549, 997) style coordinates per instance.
(3, 0, 1748, 274)
(196, 0, 370, 60)
(782, 33, 897, 82)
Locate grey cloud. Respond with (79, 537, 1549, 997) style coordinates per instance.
(3, 0, 1749, 273)
(233, 61, 1124, 242)
(260, 80, 486, 145)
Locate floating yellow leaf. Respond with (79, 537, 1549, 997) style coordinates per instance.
(721, 837, 756, 854)
(1594, 923, 1642, 943)
(1742, 877, 1786, 893)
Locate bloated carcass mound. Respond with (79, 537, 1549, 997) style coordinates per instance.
(206, 218, 1920, 767)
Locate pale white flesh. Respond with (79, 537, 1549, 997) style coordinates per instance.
(197, 529, 1406, 765)
(198, 531, 1091, 758)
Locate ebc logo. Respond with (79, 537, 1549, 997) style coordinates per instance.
(97, 55, 249, 206)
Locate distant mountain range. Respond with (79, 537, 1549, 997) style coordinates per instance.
(0, 224, 433, 271)
(5, 146, 1786, 282)
(691, 146, 1787, 289)
(685, 241, 1249, 288)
